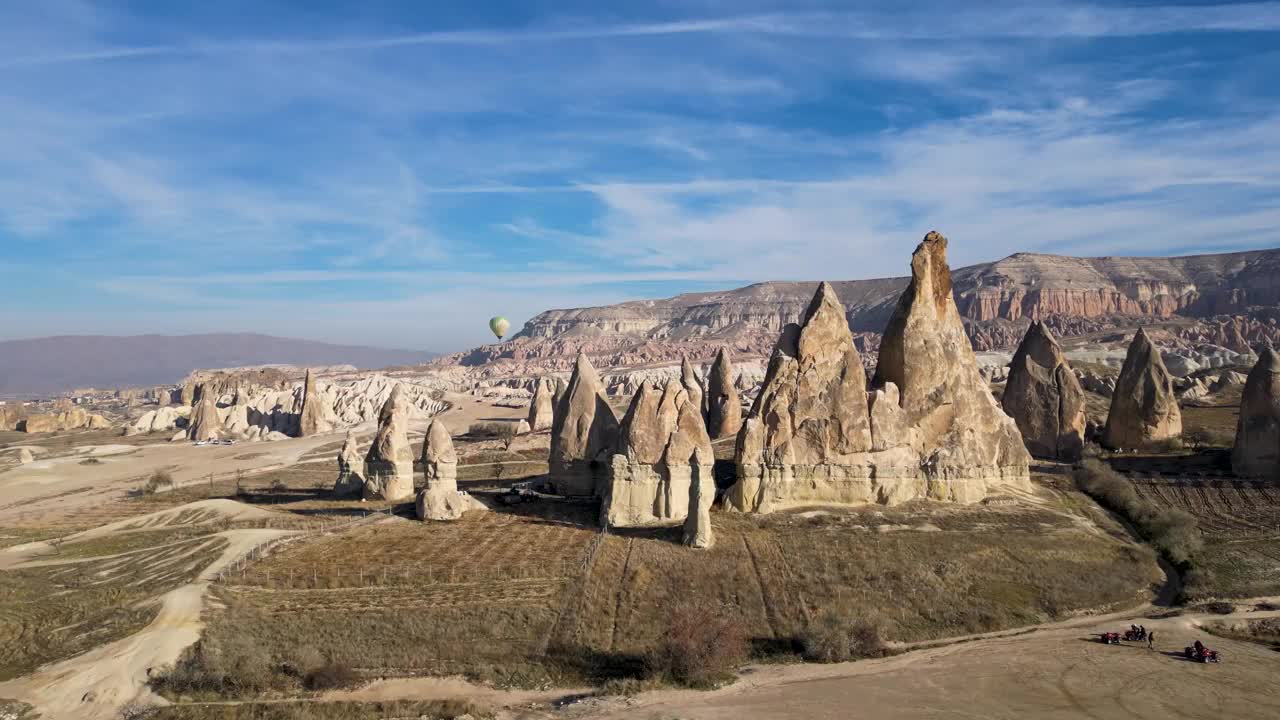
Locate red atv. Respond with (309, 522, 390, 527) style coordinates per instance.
(1099, 632, 1122, 645)
(1184, 641, 1220, 663)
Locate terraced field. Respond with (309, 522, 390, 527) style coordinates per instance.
(200, 492, 1158, 689)
(1130, 476, 1280, 598)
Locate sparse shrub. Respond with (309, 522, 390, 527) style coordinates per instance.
(303, 661, 358, 690)
(468, 421, 518, 440)
(801, 610, 886, 663)
(79, 457, 103, 466)
(1202, 601, 1234, 615)
(270, 477, 288, 493)
(150, 634, 276, 696)
(143, 470, 175, 495)
(1074, 458, 1204, 576)
(645, 602, 748, 687)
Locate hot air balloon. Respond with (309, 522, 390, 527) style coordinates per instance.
(489, 316, 510, 340)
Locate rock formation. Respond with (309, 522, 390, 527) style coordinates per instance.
(680, 357, 705, 416)
(178, 382, 195, 406)
(1102, 328, 1183, 450)
(416, 420, 480, 520)
(186, 383, 222, 442)
(19, 408, 90, 433)
(1232, 349, 1280, 480)
(603, 378, 715, 528)
(17, 448, 34, 464)
(527, 377, 555, 431)
(363, 384, 415, 501)
(1002, 321, 1087, 461)
(296, 369, 330, 437)
(684, 461, 714, 548)
(706, 347, 742, 440)
(549, 352, 619, 496)
(333, 430, 365, 497)
(729, 233, 1031, 513)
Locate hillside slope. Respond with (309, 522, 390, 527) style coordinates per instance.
(0, 334, 435, 396)
(451, 246, 1280, 368)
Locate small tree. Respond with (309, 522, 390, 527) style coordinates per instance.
(143, 469, 175, 495)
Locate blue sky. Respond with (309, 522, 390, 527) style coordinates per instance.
(2, 1, 1278, 351)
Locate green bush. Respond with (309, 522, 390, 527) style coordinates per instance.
(1073, 459, 1204, 570)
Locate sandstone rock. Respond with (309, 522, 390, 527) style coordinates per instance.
(706, 347, 742, 440)
(1002, 321, 1086, 461)
(602, 378, 714, 528)
(680, 356, 705, 416)
(17, 448, 34, 465)
(296, 368, 330, 437)
(264, 431, 290, 442)
(1102, 328, 1183, 450)
(549, 352, 619, 496)
(871, 232, 1031, 498)
(515, 419, 531, 435)
(186, 383, 223, 442)
(363, 384, 415, 501)
(527, 377, 555, 431)
(333, 430, 365, 497)
(683, 464, 714, 549)
(729, 233, 1030, 513)
(1232, 349, 1280, 480)
(416, 419, 480, 521)
(86, 414, 112, 430)
(20, 414, 61, 433)
(179, 382, 195, 407)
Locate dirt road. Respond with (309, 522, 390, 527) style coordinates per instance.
(557, 607, 1280, 720)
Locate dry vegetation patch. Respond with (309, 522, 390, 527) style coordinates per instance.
(182, 493, 1156, 697)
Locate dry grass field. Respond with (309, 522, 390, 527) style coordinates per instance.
(184, 482, 1158, 694)
(0, 532, 227, 681)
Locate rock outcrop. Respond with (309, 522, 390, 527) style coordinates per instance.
(1102, 329, 1183, 450)
(1233, 349, 1280, 480)
(680, 357, 705, 416)
(296, 369, 330, 437)
(549, 352, 619, 496)
(1002, 321, 1087, 461)
(333, 430, 365, 497)
(602, 379, 715, 527)
(706, 347, 742, 440)
(19, 408, 90, 433)
(729, 233, 1031, 513)
(186, 384, 222, 442)
(683, 453, 715, 549)
(17, 447, 34, 464)
(416, 419, 480, 520)
(362, 385, 415, 501)
(527, 377, 555, 431)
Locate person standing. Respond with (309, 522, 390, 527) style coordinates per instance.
(1148, 630, 1156, 649)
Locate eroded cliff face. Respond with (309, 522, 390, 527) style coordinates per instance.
(441, 247, 1280, 367)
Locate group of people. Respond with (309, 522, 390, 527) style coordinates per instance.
(1129, 624, 1157, 648)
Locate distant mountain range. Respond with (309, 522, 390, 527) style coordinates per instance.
(0, 334, 435, 396)
(448, 245, 1280, 369)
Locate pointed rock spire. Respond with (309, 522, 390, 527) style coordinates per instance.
(186, 382, 222, 442)
(1102, 328, 1182, 450)
(333, 430, 365, 497)
(1232, 348, 1280, 480)
(363, 384, 415, 501)
(549, 352, 619, 495)
(706, 346, 742, 440)
(680, 356, 704, 416)
(1003, 321, 1086, 461)
(297, 368, 329, 437)
(527, 377, 555, 432)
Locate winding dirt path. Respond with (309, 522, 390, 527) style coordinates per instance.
(0, 526, 295, 719)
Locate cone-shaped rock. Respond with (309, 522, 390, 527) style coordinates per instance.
(871, 232, 1030, 498)
(549, 352, 619, 495)
(1102, 328, 1182, 450)
(186, 383, 223, 442)
(683, 464, 714, 549)
(527, 377, 555, 432)
(178, 382, 195, 406)
(363, 384, 415, 501)
(680, 357, 705, 417)
(333, 430, 365, 497)
(1002, 321, 1087, 461)
(417, 419, 476, 520)
(728, 281, 879, 512)
(706, 347, 742, 440)
(603, 379, 714, 528)
(1232, 349, 1280, 480)
(297, 368, 330, 437)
